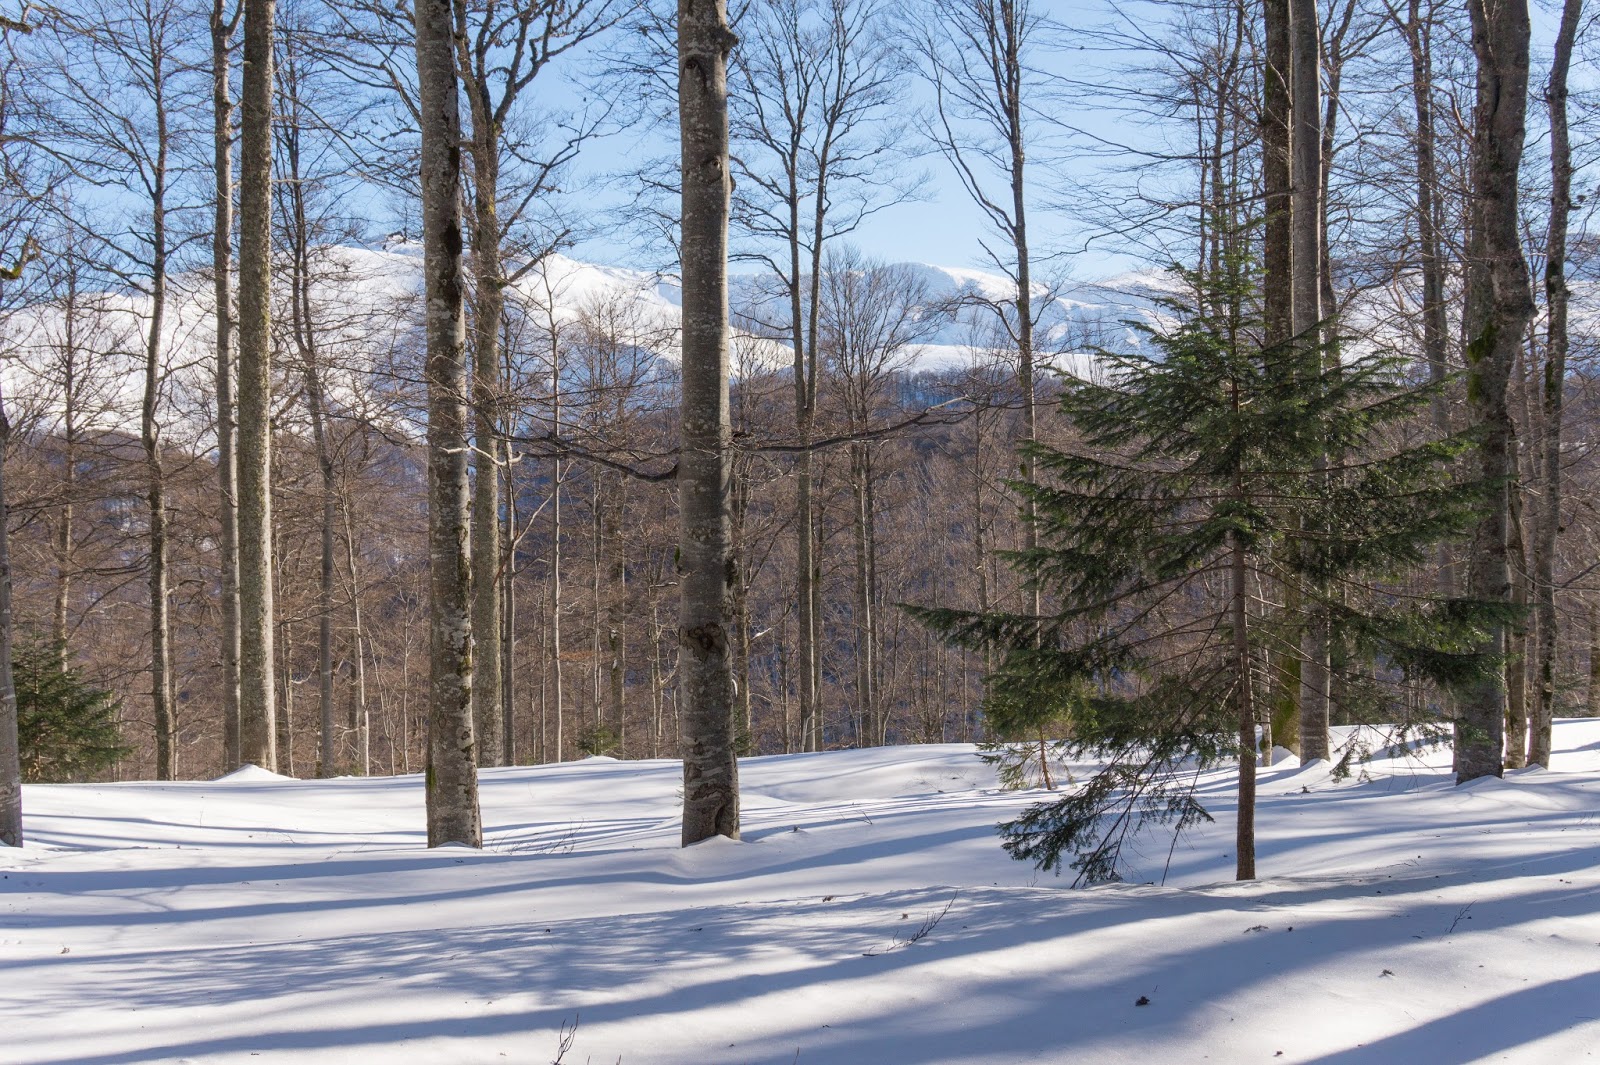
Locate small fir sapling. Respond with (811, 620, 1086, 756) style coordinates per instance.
(912, 254, 1509, 884)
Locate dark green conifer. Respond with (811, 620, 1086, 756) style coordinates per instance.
(912, 255, 1508, 884)
(16, 643, 127, 783)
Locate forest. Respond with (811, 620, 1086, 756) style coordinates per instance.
(0, 0, 1595, 865)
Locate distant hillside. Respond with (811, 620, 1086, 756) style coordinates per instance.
(0, 242, 1200, 445)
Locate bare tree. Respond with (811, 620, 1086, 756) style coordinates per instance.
(677, 0, 740, 845)
(454, 0, 630, 767)
(1290, 0, 1332, 765)
(238, 0, 279, 770)
(1457, 0, 1535, 784)
(1530, 0, 1583, 769)
(731, 0, 909, 752)
(913, 0, 1051, 653)
(274, 8, 339, 776)
(0, 20, 41, 842)
(817, 250, 939, 744)
(0, 373, 16, 842)
(415, 0, 482, 845)
(35, 1, 202, 779)
(212, 0, 243, 770)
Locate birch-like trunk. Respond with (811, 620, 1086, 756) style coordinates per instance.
(211, 0, 242, 771)
(236, 0, 277, 771)
(144, 100, 175, 780)
(678, 0, 740, 845)
(1458, 0, 1535, 784)
(501, 442, 517, 764)
(550, 455, 563, 761)
(415, 0, 481, 846)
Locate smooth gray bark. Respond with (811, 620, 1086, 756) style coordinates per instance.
(143, 94, 175, 781)
(466, 132, 503, 767)
(677, 0, 740, 845)
(237, 0, 277, 770)
(1531, 0, 1582, 769)
(212, 0, 242, 772)
(1291, 0, 1330, 764)
(415, 0, 483, 846)
(1262, 0, 1295, 759)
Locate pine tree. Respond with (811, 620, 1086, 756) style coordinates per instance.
(913, 255, 1507, 884)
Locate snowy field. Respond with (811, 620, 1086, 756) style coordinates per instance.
(5, 723, 1600, 1065)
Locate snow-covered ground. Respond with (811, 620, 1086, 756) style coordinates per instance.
(5, 722, 1600, 1064)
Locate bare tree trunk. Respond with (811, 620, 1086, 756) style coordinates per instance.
(144, 104, 175, 780)
(212, 0, 242, 772)
(1291, 0, 1330, 765)
(1231, 492, 1256, 882)
(305, 344, 337, 777)
(280, 88, 339, 778)
(1531, 0, 1583, 769)
(1458, 0, 1535, 784)
(415, 0, 481, 847)
(1506, 486, 1529, 767)
(467, 148, 503, 769)
(677, 0, 740, 845)
(605, 479, 626, 745)
(1396, 0, 1460, 613)
(793, 262, 818, 751)
(52, 275, 77, 662)
(237, 0, 277, 771)
(591, 484, 603, 730)
(502, 441, 517, 764)
(0, 391, 20, 846)
(850, 443, 882, 744)
(1588, 603, 1600, 717)
(278, 617, 295, 774)
(650, 591, 664, 757)
(341, 508, 370, 774)
(1262, 0, 1294, 756)
(551, 454, 563, 761)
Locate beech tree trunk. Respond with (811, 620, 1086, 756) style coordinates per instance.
(144, 99, 175, 780)
(1291, 0, 1330, 765)
(1262, 0, 1295, 757)
(1458, 0, 1535, 784)
(677, 0, 740, 845)
(1531, 0, 1582, 769)
(212, 0, 242, 771)
(415, 0, 482, 846)
(237, 0, 277, 771)
(467, 140, 503, 769)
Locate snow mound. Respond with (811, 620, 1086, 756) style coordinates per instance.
(213, 764, 294, 783)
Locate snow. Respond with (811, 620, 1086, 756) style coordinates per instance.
(5, 723, 1600, 1063)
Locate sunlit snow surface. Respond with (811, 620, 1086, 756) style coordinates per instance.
(5, 723, 1600, 1064)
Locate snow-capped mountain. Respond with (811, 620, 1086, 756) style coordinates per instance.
(1, 243, 1175, 443)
